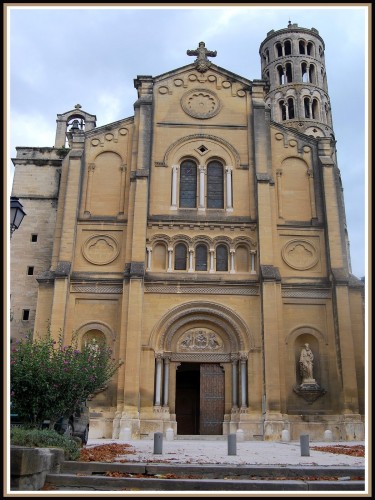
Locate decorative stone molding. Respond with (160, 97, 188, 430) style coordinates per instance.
(181, 89, 221, 119)
(144, 284, 259, 296)
(260, 265, 281, 281)
(177, 328, 224, 352)
(282, 288, 331, 298)
(171, 352, 231, 362)
(282, 239, 319, 270)
(82, 234, 120, 265)
(71, 284, 122, 294)
(293, 383, 327, 404)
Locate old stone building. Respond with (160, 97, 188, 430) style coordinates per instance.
(10, 23, 365, 441)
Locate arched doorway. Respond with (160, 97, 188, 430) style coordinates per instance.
(175, 363, 225, 435)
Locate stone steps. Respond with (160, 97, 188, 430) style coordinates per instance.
(43, 462, 366, 491)
(175, 434, 227, 440)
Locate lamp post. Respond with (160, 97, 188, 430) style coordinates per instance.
(10, 196, 26, 239)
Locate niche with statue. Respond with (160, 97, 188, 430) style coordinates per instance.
(293, 337, 326, 404)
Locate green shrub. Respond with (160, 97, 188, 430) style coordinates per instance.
(10, 427, 81, 460)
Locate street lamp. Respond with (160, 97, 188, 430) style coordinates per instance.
(10, 197, 26, 239)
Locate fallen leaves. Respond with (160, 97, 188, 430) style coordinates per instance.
(79, 443, 136, 462)
(310, 445, 365, 457)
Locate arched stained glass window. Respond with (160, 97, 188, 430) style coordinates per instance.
(174, 243, 187, 270)
(207, 161, 224, 209)
(179, 160, 197, 208)
(216, 245, 228, 271)
(195, 244, 208, 271)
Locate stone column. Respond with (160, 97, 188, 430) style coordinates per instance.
(171, 165, 178, 209)
(84, 163, 95, 216)
(154, 354, 163, 407)
(199, 165, 206, 210)
(276, 169, 283, 219)
(231, 355, 239, 409)
(240, 353, 248, 408)
(209, 249, 215, 273)
(230, 249, 235, 274)
(307, 169, 317, 219)
(188, 248, 194, 272)
(163, 357, 170, 407)
(167, 247, 173, 272)
(118, 164, 127, 216)
(250, 250, 257, 274)
(146, 246, 152, 271)
(225, 166, 233, 211)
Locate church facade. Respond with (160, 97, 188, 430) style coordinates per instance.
(10, 23, 365, 441)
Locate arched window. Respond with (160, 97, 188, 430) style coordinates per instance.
(265, 49, 270, 63)
(288, 98, 295, 119)
(301, 63, 309, 82)
(307, 42, 314, 56)
(174, 243, 187, 270)
(284, 40, 292, 55)
(299, 40, 306, 54)
(279, 100, 287, 121)
(312, 98, 319, 120)
(309, 64, 315, 84)
(216, 245, 228, 271)
(207, 161, 224, 209)
(277, 65, 284, 85)
(304, 97, 310, 118)
(276, 42, 283, 57)
(285, 63, 293, 83)
(195, 244, 208, 271)
(179, 160, 197, 208)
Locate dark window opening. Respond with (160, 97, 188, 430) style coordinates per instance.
(285, 63, 292, 83)
(179, 160, 197, 208)
(216, 245, 228, 271)
(27, 266, 34, 276)
(299, 40, 306, 54)
(31, 234, 38, 242)
(312, 99, 319, 120)
(277, 65, 284, 85)
(22, 309, 30, 321)
(280, 100, 287, 121)
(288, 98, 295, 119)
(276, 43, 283, 57)
(309, 64, 315, 84)
(304, 97, 310, 118)
(284, 40, 292, 55)
(175, 243, 187, 270)
(307, 42, 313, 56)
(207, 161, 224, 209)
(195, 244, 208, 271)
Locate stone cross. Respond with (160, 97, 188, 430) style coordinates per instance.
(187, 41, 217, 73)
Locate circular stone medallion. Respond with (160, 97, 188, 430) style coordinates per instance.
(181, 88, 221, 119)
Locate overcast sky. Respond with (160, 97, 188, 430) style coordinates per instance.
(6, 4, 368, 279)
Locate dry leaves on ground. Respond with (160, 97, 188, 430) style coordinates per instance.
(310, 445, 365, 457)
(79, 443, 136, 462)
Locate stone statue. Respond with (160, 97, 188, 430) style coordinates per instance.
(299, 343, 315, 383)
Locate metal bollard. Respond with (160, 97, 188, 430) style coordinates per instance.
(154, 432, 163, 454)
(300, 434, 310, 456)
(228, 433, 237, 455)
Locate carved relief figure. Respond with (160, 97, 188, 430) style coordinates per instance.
(299, 343, 315, 383)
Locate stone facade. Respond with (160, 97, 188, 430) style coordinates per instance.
(10, 24, 365, 441)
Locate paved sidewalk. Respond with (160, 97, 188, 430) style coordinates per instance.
(86, 438, 366, 467)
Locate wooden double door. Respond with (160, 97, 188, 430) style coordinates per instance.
(175, 363, 224, 435)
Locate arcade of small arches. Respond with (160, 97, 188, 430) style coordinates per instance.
(277, 94, 330, 124)
(262, 37, 324, 64)
(146, 235, 257, 274)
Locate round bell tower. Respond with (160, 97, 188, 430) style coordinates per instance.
(259, 22, 334, 138)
